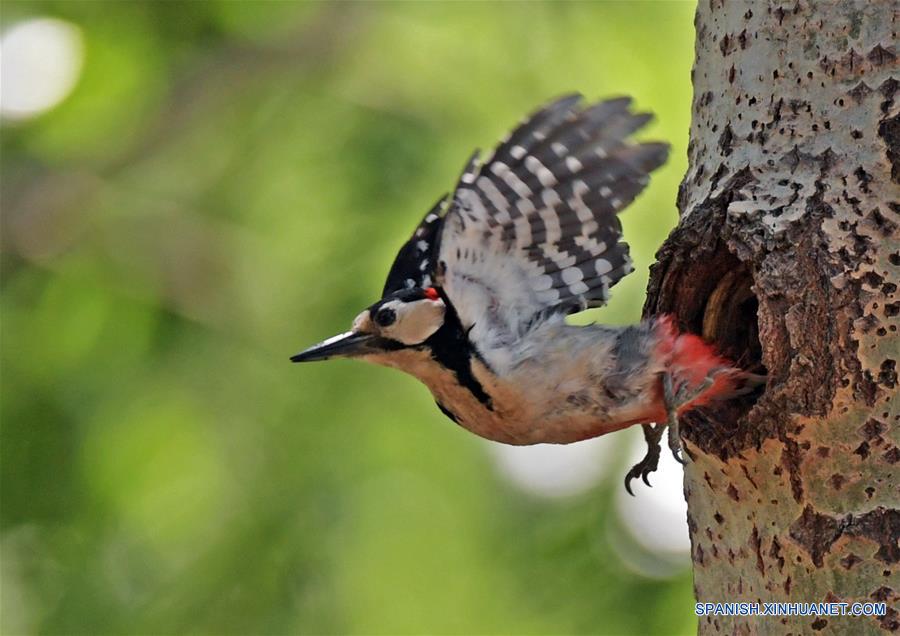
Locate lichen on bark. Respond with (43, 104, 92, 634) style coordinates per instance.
(643, 1, 899, 633)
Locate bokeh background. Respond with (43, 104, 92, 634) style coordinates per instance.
(1, 2, 698, 634)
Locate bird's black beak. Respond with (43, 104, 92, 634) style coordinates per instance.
(290, 331, 380, 363)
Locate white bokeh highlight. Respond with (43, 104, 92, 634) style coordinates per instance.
(487, 434, 618, 498)
(0, 18, 84, 121)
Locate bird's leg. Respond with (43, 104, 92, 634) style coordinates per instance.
(663, 369, 723, 464)
(663, 372, 685, 464)
(624, 422, 665, 496)
(625, 368, 728, 494)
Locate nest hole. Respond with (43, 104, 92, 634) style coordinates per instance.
(701, 264, 764, 373)
(652, 246, 767, 455)
(657, 248, 764, 374)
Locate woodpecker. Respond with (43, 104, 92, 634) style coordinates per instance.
(292, 94, 763, 493)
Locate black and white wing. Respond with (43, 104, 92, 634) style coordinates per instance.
(382, 196, 447, 296)
(434, 94, 668, 348)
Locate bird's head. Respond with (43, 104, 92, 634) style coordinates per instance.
(291, 286, 447, 364)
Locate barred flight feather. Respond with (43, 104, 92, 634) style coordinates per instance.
(434, 94, 668, 348)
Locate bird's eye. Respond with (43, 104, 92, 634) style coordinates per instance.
(375, 307, 397, 327)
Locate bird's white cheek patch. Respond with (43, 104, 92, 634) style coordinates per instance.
(390, 299, 445, 345)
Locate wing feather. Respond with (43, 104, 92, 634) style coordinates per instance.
(434, 94, 668, 351)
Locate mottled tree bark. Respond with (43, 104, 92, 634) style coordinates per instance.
(644, 1, 899, 634)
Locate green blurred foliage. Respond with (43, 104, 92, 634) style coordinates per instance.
(1, 1, 697, 634)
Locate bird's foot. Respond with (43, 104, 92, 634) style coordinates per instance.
(624, 368, 729, 494)
(663, 368, 726, 464)
(663, 372, 687, 465)
(624, 422, 665, 496)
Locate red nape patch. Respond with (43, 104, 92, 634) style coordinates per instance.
(654, 315, 741, 408)
(424, 287, 440, 301)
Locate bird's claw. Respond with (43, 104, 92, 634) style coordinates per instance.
(668, 419, 687, 465)
(624, 446, 660, 496)
(623, 368, 729, 493)
(624, 423, 664, 496)
(662, 372, 687, 464)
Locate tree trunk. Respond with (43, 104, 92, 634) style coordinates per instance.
(643, 1, 899, 633)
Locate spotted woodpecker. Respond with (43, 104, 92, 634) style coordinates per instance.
(292, 94, 763, 493)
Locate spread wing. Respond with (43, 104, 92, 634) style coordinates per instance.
(434, 94, 669, 349)
(382, 196, 447, 296)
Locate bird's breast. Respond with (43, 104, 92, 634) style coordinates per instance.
(425, 357, 659, 445)
(370, 335, 663, 446)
